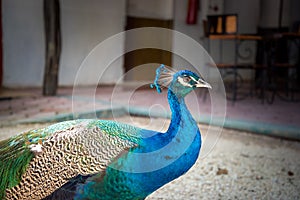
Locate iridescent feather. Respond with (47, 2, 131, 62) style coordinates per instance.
(0, 65, 211, 200)
(150, 64, 177, 93)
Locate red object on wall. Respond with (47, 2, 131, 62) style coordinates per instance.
(186, 0, 198, 24)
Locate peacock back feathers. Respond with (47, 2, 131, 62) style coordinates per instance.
(1, 65, 210, 200)
(0, 119, 143, 199)
(0, 129, 48, 199)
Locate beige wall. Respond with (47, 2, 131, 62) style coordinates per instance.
(3, 0, 126, 87)
(3, 0, 298, 87)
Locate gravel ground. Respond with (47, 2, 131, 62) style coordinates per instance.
(1, 116, 299, 199)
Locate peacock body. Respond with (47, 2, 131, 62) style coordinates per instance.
(0, 65, 211, 200)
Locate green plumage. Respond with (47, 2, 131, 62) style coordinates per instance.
(0, 119, 142, 199)
(0, 66, 210, 199)
(90, 120, 141, 144)
(0, 120, 83, 199)
(0, 130, 41, 199)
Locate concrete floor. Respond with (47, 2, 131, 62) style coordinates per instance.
(0, 116, 299, 199)
(0, 86, 299, 139)
(0, 86, 300, 199)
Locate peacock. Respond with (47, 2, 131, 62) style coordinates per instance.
(0, 64, 211, 200)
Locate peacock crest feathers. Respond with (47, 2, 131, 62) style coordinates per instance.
(0, 66, 209, 200)
(150, 64, 177, 93)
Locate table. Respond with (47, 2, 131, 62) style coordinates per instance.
(207, 34, 262, 102)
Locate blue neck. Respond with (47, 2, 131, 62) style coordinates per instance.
(75, 89, 202, 200)
(167, 89, 197, 136)
(141, 89, 201, 193)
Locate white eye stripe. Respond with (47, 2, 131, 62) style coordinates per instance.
(190, 76, 198, 82)
(177, 77, 193, 87)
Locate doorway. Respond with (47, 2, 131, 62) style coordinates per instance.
(124, 16, 173, 81)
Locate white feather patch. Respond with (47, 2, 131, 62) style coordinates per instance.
(29, 144, 43, 153)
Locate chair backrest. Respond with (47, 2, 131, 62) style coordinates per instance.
(203, 14, 238, 36)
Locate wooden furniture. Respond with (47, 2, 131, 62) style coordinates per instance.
(203, 14, 261, 102)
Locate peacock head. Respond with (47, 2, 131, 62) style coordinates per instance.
(151, 64, 211, 97)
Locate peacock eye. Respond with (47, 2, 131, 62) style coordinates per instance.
(182, 76, 191, 83)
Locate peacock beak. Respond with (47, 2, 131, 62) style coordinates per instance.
(195, 79, 212, 89)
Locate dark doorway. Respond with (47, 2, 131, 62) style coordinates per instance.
(124, 16, 173, 81)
